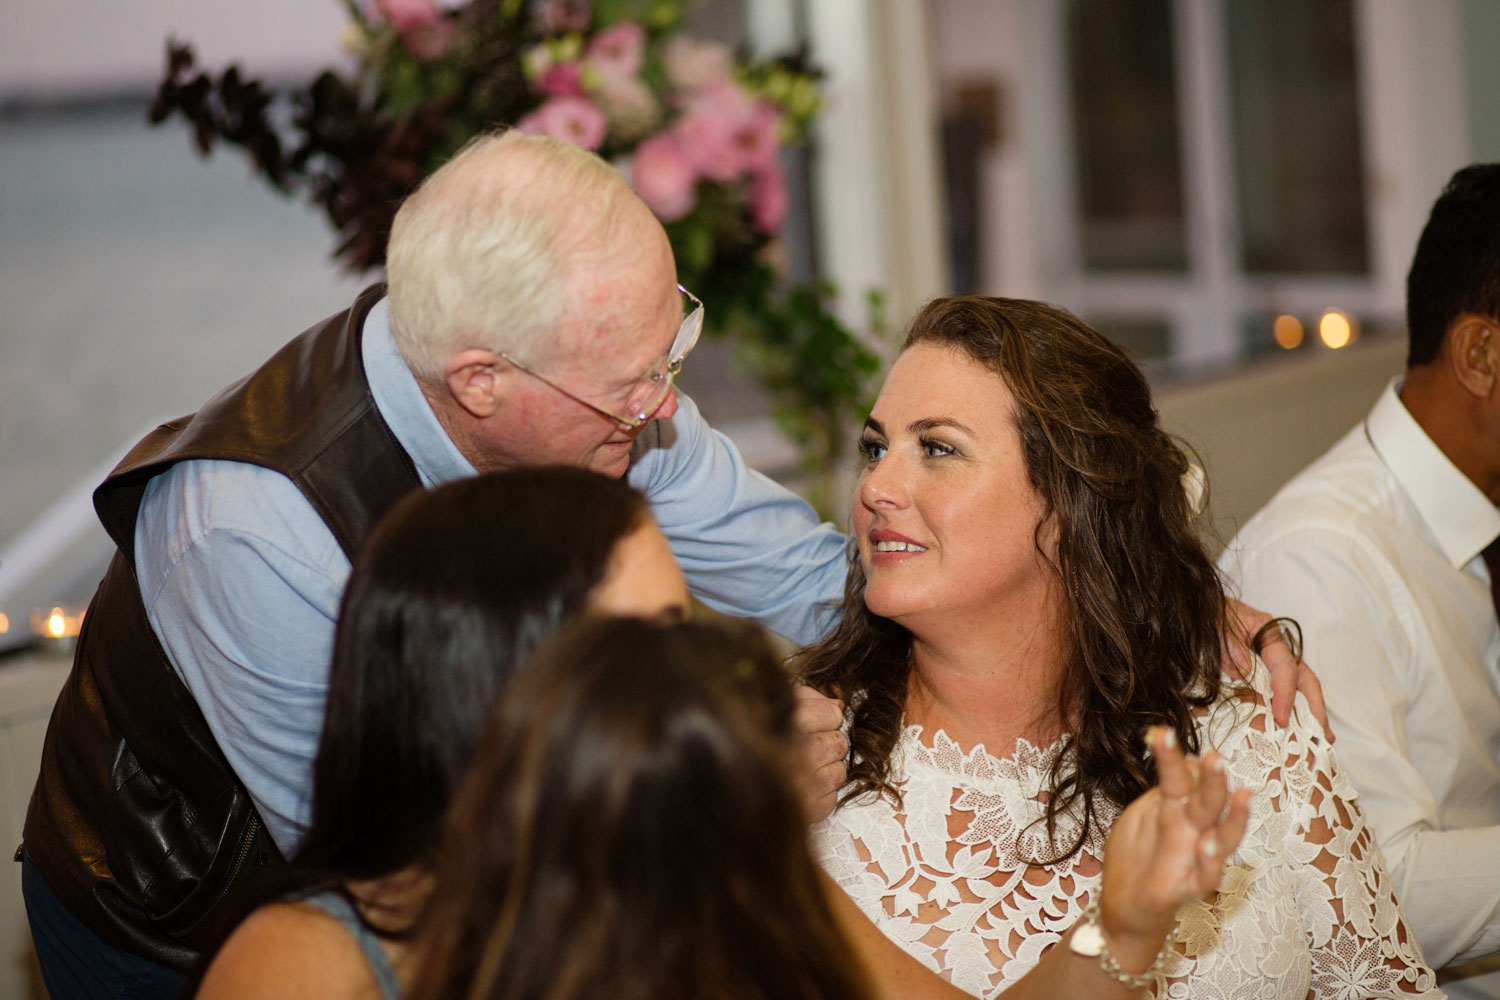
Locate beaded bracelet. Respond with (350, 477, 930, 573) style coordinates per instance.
(1068, 899, 1174, 991)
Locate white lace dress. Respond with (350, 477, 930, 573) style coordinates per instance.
(812, 668, 1442, 999)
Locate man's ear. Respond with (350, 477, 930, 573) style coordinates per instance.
(1449, 314, 1500, 400)
(445, 348, 507, 418)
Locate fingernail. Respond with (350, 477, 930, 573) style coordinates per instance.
(1211, 756, 1227, 773)
(1203, 835, 1218, 858)
(1160, 727, 1177, 749)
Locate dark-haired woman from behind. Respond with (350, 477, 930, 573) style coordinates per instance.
(195, 467, 690, 998)
(410, 616, 869, 1000)
(410, 616, 1248, 1000)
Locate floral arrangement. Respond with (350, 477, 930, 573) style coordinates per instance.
(149, 0, 880, 515)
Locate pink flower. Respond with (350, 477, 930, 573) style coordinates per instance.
(401, 18, 456, 60)
(516, 96, 608, 151)
(630, 133, 698, 222)
(534, 0, 590, 34)
(595, 71, 660, 141)
(374, 0, 439, 33)
(662, 35, 734, 92)
(587, 22, 646, 80)
(370, 0, 454, 60)
(750, 159, 788, 233)
(736, 100, 782, 174)
(537, 61, 584, 97)
(672, 82, 782, 183)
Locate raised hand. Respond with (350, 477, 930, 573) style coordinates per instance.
(1094, 727, 1252, 975)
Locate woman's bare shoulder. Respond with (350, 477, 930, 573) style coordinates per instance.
(196, 899, 382, 999)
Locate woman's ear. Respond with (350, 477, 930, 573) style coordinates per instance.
(1448, 314, 1500, 400)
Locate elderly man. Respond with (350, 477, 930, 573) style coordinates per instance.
(19, 132, 851, 998)
(21, 130, 1312, 999)
(1221, 163, 1500, 996)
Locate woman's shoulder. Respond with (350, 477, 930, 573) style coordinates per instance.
(196, 898, 385, 999)
(1197, 657, 1321, 755)
(1196, 657, 1348, 831)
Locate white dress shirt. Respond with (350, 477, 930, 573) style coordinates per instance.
(1220, 377, 1500, 980)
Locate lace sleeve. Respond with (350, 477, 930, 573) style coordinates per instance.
(1197, 679, 1441, 999)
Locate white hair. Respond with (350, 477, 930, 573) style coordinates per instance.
(385, 130, 636, 382)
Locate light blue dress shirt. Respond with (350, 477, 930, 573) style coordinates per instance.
(134, 298, 847, 853)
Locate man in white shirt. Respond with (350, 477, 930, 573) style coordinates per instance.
(1220, 163, 1500, 996)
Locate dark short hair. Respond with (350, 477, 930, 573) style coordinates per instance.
(411, 617, 870, 1000)
(1406, 163, 1500, 367)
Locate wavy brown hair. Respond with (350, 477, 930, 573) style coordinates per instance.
(796, 296, 1230, 861)
(410, 617, 870, 1000)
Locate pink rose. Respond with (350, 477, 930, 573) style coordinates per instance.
(374, 0, 439, 33)
(736, 100, 782, 174)
(749, 159, 788, 233)
(371, 0, 454, 60)
(587, 22, 646, 80)
(537, 61, 584, 97)
(595, 71, 659, 141)
(630, 133, 698, 222)
(672, 81, 756, 182)
(401, 18, 456, 60)
(516, 96, 608, 151)
(672, 82, 781, 183)
(662, 35, 734, 92)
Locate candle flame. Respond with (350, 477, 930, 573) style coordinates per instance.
(1273, 314, 1304, 350)
(1319, 310, 1356, 349)
(48, 608, 67, 638)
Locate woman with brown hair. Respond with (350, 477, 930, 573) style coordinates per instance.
(803, 297, 1440, 997)
(408, 616, 867, 1000)
(409, 616, 1249, 1000)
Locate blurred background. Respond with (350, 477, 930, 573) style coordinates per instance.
(1, 0, 1497, 992)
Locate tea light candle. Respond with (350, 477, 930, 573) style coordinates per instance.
(31, 605, 85, 657)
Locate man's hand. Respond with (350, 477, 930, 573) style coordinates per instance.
(793, 684, 848, 823)
(1224, 598, 1332, 740)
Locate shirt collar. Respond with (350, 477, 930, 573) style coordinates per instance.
(1366, 376, 1500, 568)
(361, 296, 478, 488)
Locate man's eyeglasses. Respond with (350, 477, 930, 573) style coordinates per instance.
(500, 284, 704, 429)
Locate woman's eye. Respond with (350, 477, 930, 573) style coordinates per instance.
(922, 438, 956, 458)
(857, 438, 887, 462)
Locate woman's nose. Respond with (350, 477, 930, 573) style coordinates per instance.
(858, 454, 906, 510)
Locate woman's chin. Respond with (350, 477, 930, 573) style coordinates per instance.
(863, 590, 926, 625)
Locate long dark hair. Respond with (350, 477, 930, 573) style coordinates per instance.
(410, 617, 871, 1000)
(204, 467, 650, 954)
(797, 297, 1229, 860)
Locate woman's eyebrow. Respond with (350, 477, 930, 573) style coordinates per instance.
(909, 417, 976, 436)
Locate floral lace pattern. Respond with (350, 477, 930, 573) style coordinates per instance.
(812, 669, 1441, 998)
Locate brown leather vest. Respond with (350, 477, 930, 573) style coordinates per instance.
(23, 284, 424, 970)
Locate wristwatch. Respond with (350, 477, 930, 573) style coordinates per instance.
(1069, 899, 1172, 990)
